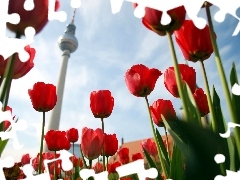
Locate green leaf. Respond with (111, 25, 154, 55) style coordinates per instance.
(142, 147, 163, 180)
(155, 128, 170, 167)
(182, 83, 201, 125)
(230, 62, 240, 124)
(0, 139, 9, 154)
(74, 159, 80, 180)
(231, 134, 240, 171)
(164, 118, 228, 180)
(212, 86, 230, 169)
(79, 144, 87, 168)
(170, 143, 184, 180)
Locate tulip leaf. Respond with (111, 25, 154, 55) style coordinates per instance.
(212, 86, 231, 169)
(74, 160, 81, 180)
(142, 147, 163, 180)
(0, 139, 9, 154)
(155, 128, 170, 168)
(163, 118, 228, 180)
(230, 62, 240, 124)
(182, 83, 201, 125)
(231, 134, 240, 171)
(79, 144, 87, 168)
(169, 143, 184, 180)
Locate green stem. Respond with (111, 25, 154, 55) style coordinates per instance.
(89, 159, 92, 169)
(38, 111, 45, 174)
(166, 31, 189, 120)
(199, 60, 217, 131)
(79, 144, 87, 168)
(106, 156, 108, 171)
(0, 32, 20, 132)
(205, 2, 240, 158)
(101, 118, 106, 171)
(3, 78, 12, 111)
(54, 151, 56, 180)
(0, 55, 15, 133)
(163, 125, 169, 158)
(145, 96, 168, 178)
(72, 143, 74, 180)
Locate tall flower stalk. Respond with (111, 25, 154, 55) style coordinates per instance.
(199, 60, 217, 131)
(38, 111, 45, 174)
(145, 96, 168, 178)
(205, 2, 240, 157)
(101, 118, 106, 171)
(166, 31, 190, 120)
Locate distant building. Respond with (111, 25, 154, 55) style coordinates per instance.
(108, 135, 173, 168)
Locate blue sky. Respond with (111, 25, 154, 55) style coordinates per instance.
(2, 1, 240, 162)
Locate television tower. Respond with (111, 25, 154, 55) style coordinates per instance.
(43, 9, 78, 151)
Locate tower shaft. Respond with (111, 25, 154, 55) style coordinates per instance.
(47, 49, 70, 130)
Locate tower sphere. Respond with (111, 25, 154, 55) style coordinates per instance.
(58, 23, 78, 53)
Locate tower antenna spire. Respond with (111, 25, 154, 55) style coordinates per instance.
(71, 8, 77, 23)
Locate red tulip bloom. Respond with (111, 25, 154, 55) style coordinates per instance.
(150, 99, 176, 127)
(3, 106, 13, 131)
(132, 153, 143, 161)
(69, 155, 79, 167)
(125, 64, 162, 97)
(90, 90, 114, 118)
(66, 128, 79, 143)
(164, 64, 196, 98)
(93, 162, 103, 174)
(7, 0, 60, 35)
(32, 152, 59, 171)
(175, 20, 215, 62)
(193, 88, 209, 117)
(141, 139, 158, 157)
(0, 46, 35, 79)
(118, 147, 129, 164)
(81, 127, 104, 160)
(103, 133, 118, 157)
(108, 161, 121, 174)
(28, 82, 57, 112)
(133, 4, 186, 36)
(49, 159, 62, 176)
(21, 154, 31, 166)
(44, 130, 70, 151)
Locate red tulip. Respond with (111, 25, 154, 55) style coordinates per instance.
(7, 0, 60, 35)
(125, 64, 162, 97)
(133, 4, 186, 36)
(78, 158, 83, 168)
(175, 20, 215, 62)
(118, 147, 129, 164)
(108, 161, 121, 174)
(49, 159, 61, 176)
(164, 64, 196, 98)
(28, 82, 57, 112)
(81, 127, 104, 160)
(69, 155, 78, 167)
(93, 162, 103, 174)
(44, 130, 70, 151)
(66, 128, 79, 143)
(90, 90, 114, 118)
(103, 133, 118, 157)
(141, 139, 158, 157)
(0, 46, 35, 79)
(150, 99, 176, 127)
(21, 154, 31, 166)
(132, 153, 143, 161)
(193, 88, 209, 117)
(32, 152, 59, 171)
(3, 106, 13, 131)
